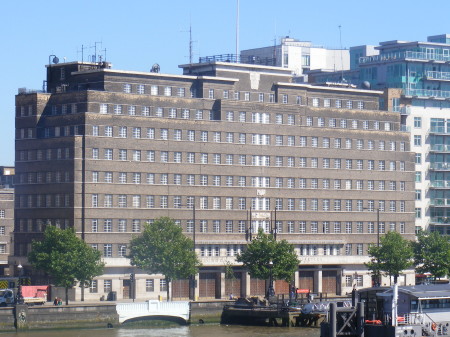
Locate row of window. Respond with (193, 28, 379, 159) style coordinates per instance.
(92, 172, 408, 191)
(119, 82, 372, 111)
(89, 194, 407, 212)
(91, 148, 407, 171)
(87, 218, 406, 235)
(95, 103, 393, 130)
(89, 278, 166, 294)
(89, 125, 407, 151)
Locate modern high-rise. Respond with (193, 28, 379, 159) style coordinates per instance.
(13, 58, 415, 300)
(308, 34, 450, 235)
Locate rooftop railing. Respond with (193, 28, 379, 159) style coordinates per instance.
(198, 54, 277, 66)
(359, 50, 450, 64)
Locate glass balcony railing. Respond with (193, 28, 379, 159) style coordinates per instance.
(430, 217, 450, 224)
(430, 198, 450, 206)
(404, 88, 450, 99)
(405, 51, 450, 62)
(426, 71, 450, 81)
(429, 144, 450, 152)
(359, 51, 450, 64)
(391, 106, 411, 115)
(429, 162, 450, 170)
(400, 125, 411, 132)
(430, 180, 450, 188)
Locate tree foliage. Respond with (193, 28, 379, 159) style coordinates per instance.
(28, 226, 104, 304)
(366, 231, 414, 283)
(414, 231, 450, 279)
(236, 229, 300, 283)
(128, 217, 201, 300)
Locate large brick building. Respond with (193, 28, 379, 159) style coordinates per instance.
(13, 59, 415, 300)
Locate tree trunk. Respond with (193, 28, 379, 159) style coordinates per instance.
(166, 277, 170, 302)
(81, 285, 85, 301)
(393, 275, 398, 285)
(65, 286, 69, 305)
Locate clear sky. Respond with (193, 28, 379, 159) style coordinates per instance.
(1, 0, 449, 165)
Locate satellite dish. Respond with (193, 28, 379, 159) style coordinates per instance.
(361, 81, 371, 89)
(150, 63, 160, 73)
(52, 56, 59, 64)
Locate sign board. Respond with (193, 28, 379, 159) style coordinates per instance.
(251, 212, 271, 220)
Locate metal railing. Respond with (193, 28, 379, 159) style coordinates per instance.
(404, 88, 450, 99)
(360, 51, 450, 64)
(429, 180, 450, 188)
(429, 217, 450, 224)
(198, 54, 277, 66)
(429, 162, 450, 170)
(429, 144, 450, 153)
(426, 71, 450, 81)
(429, 198, 450, 206)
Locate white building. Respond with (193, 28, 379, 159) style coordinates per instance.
(240, 37, 349, 81)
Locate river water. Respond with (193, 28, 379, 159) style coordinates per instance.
(0, 325, 320, 337)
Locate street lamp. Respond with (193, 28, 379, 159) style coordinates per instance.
(266, 260, 274, 299)
(16, 264, 23, 304)
(363, 207, 380, 247)
(189, 203, 196, 301)
(363, 207, 381, 287)
(174, 203, 197, 300)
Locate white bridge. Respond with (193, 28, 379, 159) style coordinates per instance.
(116, 300, 190, 324)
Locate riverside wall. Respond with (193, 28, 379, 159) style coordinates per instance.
(0, 300, 231, 331)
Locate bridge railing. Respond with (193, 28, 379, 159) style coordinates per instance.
(116, 300, 190, 324)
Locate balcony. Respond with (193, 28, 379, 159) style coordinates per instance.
(429, 162, 450, 170)
(428, 126, 450, 135)
(429, 144, 450, 153)
(429, 180, 450, 189)
(392, 106, 411, 115)
(359, 50, 450, 65)
(404, 88, 450, 99)
(429, 198, 450, 206)
(425, 71, 450, 81)
(430, 216, 450, 224)
(400, 125, 411, 132)
(405, 51, 450, 63)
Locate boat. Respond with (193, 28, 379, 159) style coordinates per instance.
(359, 284, 450, 336)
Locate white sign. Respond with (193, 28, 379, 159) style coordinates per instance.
(257, 189, 266, 196)
(252, 212, 271, 220)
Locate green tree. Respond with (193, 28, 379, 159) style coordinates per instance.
(28, 226, 104, 304)
(128, 217, 201, 301)
(414, 231, 450, 280)
(366, 231, 414, 284)
(236, 229, 300, 285)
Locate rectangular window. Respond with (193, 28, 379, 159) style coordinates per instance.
(103, 244, 112, 257)
(89, 280, 98, 293)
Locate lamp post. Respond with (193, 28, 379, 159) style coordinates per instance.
(266, 260, 274, 299)
(16, 264, 23, 304)
(190, 203, 196, 301)
(363, 207, 381, 286)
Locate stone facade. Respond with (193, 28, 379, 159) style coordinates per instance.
(14, 60, 415, 301)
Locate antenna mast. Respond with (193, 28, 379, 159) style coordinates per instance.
(189, 24, 193, 65)
(236, 0, 240, 62)
(339, 25, 344, 82)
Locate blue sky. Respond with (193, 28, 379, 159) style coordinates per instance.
(1, 0, 449, 165)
